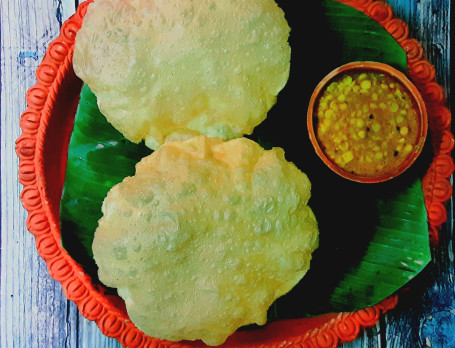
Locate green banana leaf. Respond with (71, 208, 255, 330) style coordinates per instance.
(60, 0, 431, 318)
(312, 179, 430, 313)
(60, 85, 152, 270)
(322, 0, 408, 72)
(262, 0, 429, 317)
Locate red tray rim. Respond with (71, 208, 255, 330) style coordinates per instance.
(16, 0, 454, 347)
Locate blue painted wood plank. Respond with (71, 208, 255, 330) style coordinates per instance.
(1, 1, 452, 348)
(0, 0, 120, 346)
(343, 1, 454, 347)
(1, 0, 70, 346)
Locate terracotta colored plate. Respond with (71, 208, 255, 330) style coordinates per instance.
(16, 0, 454, 347)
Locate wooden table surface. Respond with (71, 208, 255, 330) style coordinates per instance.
(1, 0, 453, 347)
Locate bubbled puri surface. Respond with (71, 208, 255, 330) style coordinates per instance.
(93, 136, 319, 346)
(73, 0, 291, 150)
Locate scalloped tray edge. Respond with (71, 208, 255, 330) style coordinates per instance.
(15, 0, 454, 347)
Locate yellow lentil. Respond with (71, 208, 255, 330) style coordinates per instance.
(400, 126, 409, 136)
(342, 151, 354, 163)
(404, 144, 413, 153)
(361, 80, 372, 89)
(315, 70, 421, 177)
(325, 109, 335, 118)
(390, 102, 399, 112)
(374, 152, 384, 160)
(372, 123, 381, 132)
(340, 142, 349, 151)
(343, 75, 353, 84)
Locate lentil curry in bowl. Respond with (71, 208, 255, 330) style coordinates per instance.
(307, 62, 427, 183)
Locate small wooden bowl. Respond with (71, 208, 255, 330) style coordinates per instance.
(307, 62, 428, 183)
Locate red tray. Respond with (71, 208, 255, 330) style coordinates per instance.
(16, 0, 454, 347)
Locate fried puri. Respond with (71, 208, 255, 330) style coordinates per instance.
(93, 136, 318, 345)
(73, 0, 291, 150)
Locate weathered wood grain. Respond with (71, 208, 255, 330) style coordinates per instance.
(1, 1, 70, 346)
(1, 0, 452, 347)
(0, 0, 121, 346)
(342, 1, 454, 347)
(383, 1, 453, 347)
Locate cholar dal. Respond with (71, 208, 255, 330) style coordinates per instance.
(315, 71, 421, 177)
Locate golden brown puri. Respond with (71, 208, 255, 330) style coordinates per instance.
(73, 0, 291, 150)
(93, 136, 318, 345)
